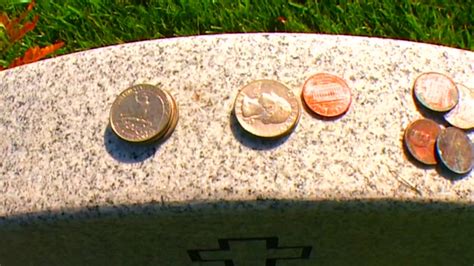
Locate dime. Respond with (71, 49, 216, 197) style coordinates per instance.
(444, 84, 474, 129)
(234, 80, 300, 138)
(413, 72, 459, 112)
(110, 84, 172, 143)
(404, 118, 442, 165)
(436, 127, 474, 174)
(302, 73, 352, 117)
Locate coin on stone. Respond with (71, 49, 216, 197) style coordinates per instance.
(158, 89, 179, 142)
(404, 118, 442, 165)
(444, 84, 474, 129)
(436, 127, 474, 174)
(234, 80, 300, 138)
(413, 72, 459, 112)
(110, 84, 172, 143)
(302, 73, 352, 117)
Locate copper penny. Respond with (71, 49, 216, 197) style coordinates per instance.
(444, 84, 474, 129)
(413, 72, 459, 112)
(302, 73, 352, 117)
(234, 80, 300, 138)
(436, 127, 474, 174)
(404, 119, 442, 165)
(110, 84, 172, 143)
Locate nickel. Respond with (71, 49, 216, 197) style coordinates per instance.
(404, 118, 442, 165)
(413, 72, 459, 112)
(234, 80, 300, 138)
(302, 73, 352, 117)
(444, 84, 474, 129)
(436, 127, 474, 174)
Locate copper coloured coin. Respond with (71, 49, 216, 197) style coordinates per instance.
(302, 73, 352, 117)
(413, 72, 459, 112)
(110, 84, 172, 143)
(404, 119, 442, 165)
(436, 127, 474, 174)
(444, 84, 474, 129)
(234, 80, 300, 138)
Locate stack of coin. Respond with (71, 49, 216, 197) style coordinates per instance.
(234, 80, 300, 138)
(404, 72, 473, 174)
(109, 84, 178, 143)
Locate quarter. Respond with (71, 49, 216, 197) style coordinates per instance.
(444, 84, 474, 129)
(436, 127, 474, 174)
(302, 73, 352, 117)
(234, 80, 300, 138)
(413, 72, 459, 112)
(404, 118, 442, 165)
(110, 84, 172, 143)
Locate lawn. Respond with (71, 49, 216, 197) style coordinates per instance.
(1, 0, 473, 67)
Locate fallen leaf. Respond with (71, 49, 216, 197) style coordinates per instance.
(8, 41, 64, 68)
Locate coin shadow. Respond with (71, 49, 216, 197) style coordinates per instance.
(103, 125, 161, 163)
(229, 111, 292, 150)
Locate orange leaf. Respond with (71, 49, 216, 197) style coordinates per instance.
(10, 15, 38, 42)
(5, 0, 36, 39)
(0, 13, 10, 26)
(8, 41, 64, 69)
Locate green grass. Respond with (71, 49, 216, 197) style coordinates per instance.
(1, 0, 473, 65)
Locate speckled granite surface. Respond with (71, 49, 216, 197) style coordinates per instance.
(1, 33, 474, 218)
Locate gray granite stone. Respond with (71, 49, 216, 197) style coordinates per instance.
(0, 34, 473, 265)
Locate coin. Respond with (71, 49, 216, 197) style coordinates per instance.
(413, 72, 459, 112)
(444, 84, 474, 129)
(301, 73, 352, 117)
(404, 118, 442, 165)
(436, 127, 474, 174)
(110, 84, 172, 143)
(234, 80, 300, 138)
(158, 89, 179, 142)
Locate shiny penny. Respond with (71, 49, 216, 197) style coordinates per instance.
(445, 84, 474, 129)
(404, 118, 442, 165)
(436, 127, 474, 174)
(110, 84, 172, 142)
(302, 73, 352, 117)
(413, 72, 459, 112)
(234, 80, 300, 138)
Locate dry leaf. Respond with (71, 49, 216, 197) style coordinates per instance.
(8, 41, 64, 68)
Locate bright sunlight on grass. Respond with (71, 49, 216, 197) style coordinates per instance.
(1, 0, 473, 65)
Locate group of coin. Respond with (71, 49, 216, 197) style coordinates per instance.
(404, 72, 474, 175)
(234, 73, 352, 138)
(109, 84, 179, 143)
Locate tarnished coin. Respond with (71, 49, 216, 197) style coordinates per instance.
(444, 84, 474, 129)
(110, 84, 172, 143)
(234, 80, 300, 138)
(302, 73, 352, 117)
(413, 72, 459, 112)
(436, 127, 474, 174)
(404, 118, 442, 165)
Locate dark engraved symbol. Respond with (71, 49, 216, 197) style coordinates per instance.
(187, 237, 312, 265)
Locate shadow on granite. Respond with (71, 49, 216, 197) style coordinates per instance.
(1, 199, 473, 266)
(103, 126, 161, 163)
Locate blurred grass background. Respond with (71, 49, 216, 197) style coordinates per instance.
(1, 0, 473, 65)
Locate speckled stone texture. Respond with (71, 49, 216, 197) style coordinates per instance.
(1, 34, 474, 265)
